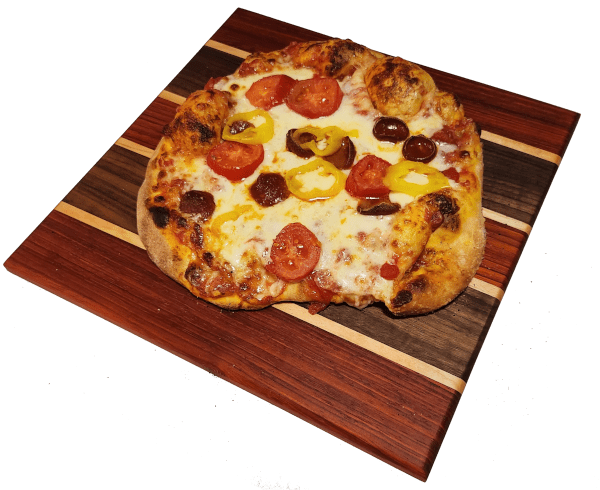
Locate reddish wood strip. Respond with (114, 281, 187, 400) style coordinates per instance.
(122, 96, 178, 150)
(476, 220, 528, 289)
(4, 210, 461, 481)
(212, 8, 579, 157)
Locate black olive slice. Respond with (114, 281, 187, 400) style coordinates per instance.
(286, 129, 316, 159)
(402, 135, 437, 163)
(373, 117, 409, 143)
(323, 136, 356, 169)
(357, 198, 401, 215)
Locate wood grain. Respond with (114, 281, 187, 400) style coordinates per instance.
(3, 7, 581, 481)
(60, 140, 508, 380)
(4, 210, 461, 481)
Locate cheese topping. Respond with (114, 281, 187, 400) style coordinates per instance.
(177, 64, 452, 299)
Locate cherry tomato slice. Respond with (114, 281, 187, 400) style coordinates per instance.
(245, 74, 296, 110)
(286, 78, 343, 118)
(207, 141, 264, 181)
(345, 155, 391, 198)
(267, 223, 322, 282)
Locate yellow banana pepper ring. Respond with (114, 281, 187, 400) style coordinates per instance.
(286, 159, 347, 201)
(210, 205, 253, 234)
(293, 126, 358, 157)
(384, 160, 450, 197)
(222, 109, 274, 144)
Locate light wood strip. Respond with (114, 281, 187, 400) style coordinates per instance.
(468, 277, 504, 301)
(482, 208, 531, 235)
(205, 39, 251, 59)
(55, 201, 145, 249)
(201, 41, 562, 166)
(116, 137, 155, 158)
(53, 199, 465, 392)
(480, 130, 561, 165)
(273, 303, 466, 393)
(159, 90, 186, 106)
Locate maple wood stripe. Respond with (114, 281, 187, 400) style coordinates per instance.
(53, 200, 466, 393)
(201, 40, 562, 166)
(482, 208, 531, 235)
(116, 137, 154, 158)
(55, 201, 145, 249)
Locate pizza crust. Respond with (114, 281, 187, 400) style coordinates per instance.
(137, 39, 485, 317)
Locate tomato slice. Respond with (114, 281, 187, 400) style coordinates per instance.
(267, 223, 322, 282)
(286, 78, 343, 118)
(207, 141, 264, 181)
(245, 74, 296, 110)
(345, 155, 391, 198)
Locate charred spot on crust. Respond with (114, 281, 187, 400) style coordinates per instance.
(202, 252, 214, 266)
(406, 276, 427, 292)
(185, 117, 215, 143)
(429, 192, 459, 216)
(185, 264, 203, 288)
(392, 290, 413, 308)
(443, 213, 461, 232)
(148, 206, 170, 228)
(327, 41, 365, 77)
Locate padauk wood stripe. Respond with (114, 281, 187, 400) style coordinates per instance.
(201, 41, 562, 166)
(54, 200, 468, 393)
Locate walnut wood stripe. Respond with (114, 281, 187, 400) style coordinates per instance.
(480, 130, 561, 166)
(52, 199, 465, 393)
(4, 209, 460, 480)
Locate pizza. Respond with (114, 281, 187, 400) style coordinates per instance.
(136, 39, 486, 316)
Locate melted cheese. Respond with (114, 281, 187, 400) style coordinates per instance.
(180, 65, 450, 300)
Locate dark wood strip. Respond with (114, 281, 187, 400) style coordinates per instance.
(4, 210, 462, 481)
(482, 141, 559, 227)
(316, 286, 500, 382)
(212, 8, 329, 55)
(63, 145, 149, 235)
(165, 46, 247, 99)
(208, 8, 579, 157)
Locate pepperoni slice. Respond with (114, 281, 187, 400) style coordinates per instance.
(267, 223, 322, 282)
(285, 78, 343, 118)
(207, 141, 264, 181)
(245, 74, 296, 110)
(345, 155, 391, 198)
(380, 263, 400, 280)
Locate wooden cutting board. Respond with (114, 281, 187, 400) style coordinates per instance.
(3, 8, 579, 481)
